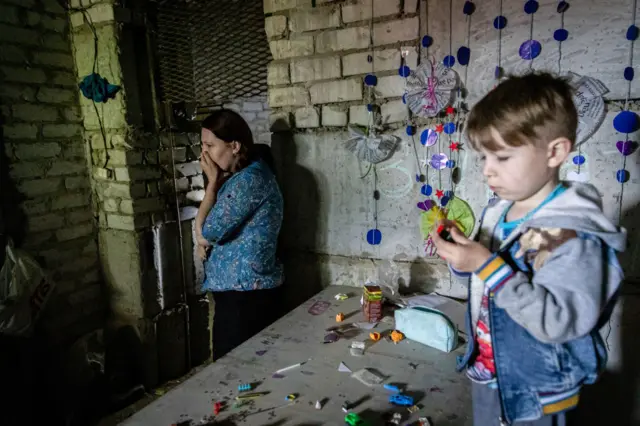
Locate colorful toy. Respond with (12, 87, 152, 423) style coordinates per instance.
(345, 413, 368, 426)
(390, 330, 405, 344)
(285, 393, 297, 401)
(369, 331, 381, 341)
(213, 401, 222, 415)
(238, 383, 251, 392)
(389, 394, 414, 407)
(336, 313, 345, 322)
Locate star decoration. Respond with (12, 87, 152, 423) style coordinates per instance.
(445, 106, 455, 115)
(435, 189, 444, 199)
(449, 142, 461, 151)
(435, 124, 444, 133)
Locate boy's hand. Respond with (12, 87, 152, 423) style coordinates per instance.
(431, 224, 492, 272)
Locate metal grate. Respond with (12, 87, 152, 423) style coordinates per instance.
(155, 0, 271, 105)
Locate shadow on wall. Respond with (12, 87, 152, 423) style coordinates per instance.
(270, 121, 323, 311)
(568, 201, 640, 426)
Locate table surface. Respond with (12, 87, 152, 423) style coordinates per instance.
(120, 286, 472, 426)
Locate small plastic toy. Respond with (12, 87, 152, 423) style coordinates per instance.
(213, 401, 222, 415)
(238, 383, 251, 392)
(389, 394, 414, 407)
(235, 391, 269, 401)
(285, 394, 297, 401)
(390, 413, 402, 425)
(342, 401, 352, 413)
(418, 417, 432, 426)
(335, 293, 349, 301)
(369, 331, 381, 341)
(390, 330, 405, 344)
(436, 224, 455, 242)
(315, 400, 322, 409)
(345, 413, 368, 425)
(336, 313, 345, 322)
(383, 383, 401, 393)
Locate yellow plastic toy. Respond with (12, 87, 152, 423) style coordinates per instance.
(391, 330, 405, 344)
(369, 332, 381, 341)
(336, 313, 345, 322)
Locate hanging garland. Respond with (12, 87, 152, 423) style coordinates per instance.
(612, 0, 640, 219)
(520, 0, 541, 64)
(493, 0, 507, 80)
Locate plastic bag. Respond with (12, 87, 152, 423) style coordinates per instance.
(0, 240, 55, 336)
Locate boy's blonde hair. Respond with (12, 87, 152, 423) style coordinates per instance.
(465, 72, 578, 152)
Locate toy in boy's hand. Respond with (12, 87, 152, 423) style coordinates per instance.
(436, 224, 455, 243)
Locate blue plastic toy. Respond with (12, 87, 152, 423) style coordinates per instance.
(238, 383, 252, 392)
(389, 394, 414, 407)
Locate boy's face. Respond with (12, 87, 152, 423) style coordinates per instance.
(480, 128, 569, 203)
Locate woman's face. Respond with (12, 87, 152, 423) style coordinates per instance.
(201, 128, 239, 172)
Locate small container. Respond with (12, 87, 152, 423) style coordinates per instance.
(363, 285, 383, 323)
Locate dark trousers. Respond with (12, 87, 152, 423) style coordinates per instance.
(211, 286, 284, 361)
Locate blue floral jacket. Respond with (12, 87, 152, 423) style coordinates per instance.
(201, 159, 284, 292)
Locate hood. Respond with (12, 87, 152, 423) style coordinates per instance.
(523, 182, 627, 252)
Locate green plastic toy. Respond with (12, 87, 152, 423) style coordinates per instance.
(345, 413, 369, 426)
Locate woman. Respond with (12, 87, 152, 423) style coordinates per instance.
(195, 109, 283, 361)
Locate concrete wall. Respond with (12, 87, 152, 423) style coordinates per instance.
(0, 0, 102, 341)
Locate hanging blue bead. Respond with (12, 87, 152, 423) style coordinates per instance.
(399, 65, 411, 77)
(613, 110, 640, 134)
(406, 125, 416, 136)
(367, 55, 373, 63)
(554, 29, 569, 42)
(422, 35, 433, 47)
(494, 66, 504, 79)
(572, 155, 585, 165)
(421, 184, 433, 196)
(519, 40, 542, 60)
(443, 55, 455, 68)
(446, 160, 456, 168)
(445, 190, 454, 198)
(463, 1, 476, 15)
(443, 122, 456, 134)
(557, 1, 570, 13)
(367, 104, 374, 112)
(366, 229, 382, 245)
(415, 174, 422, 182)
(457, 46, 471, 66)
(524, 0, 539, 14)
(402, 94, 407, 104)
(493, 16, 507, 30)
(364, 74, 378, 86)
(443, 55, 456, 68)
(616, 169, 630, 183)
(624, 67, 634, 81)
(441, 196, 450, 207)
(627, 25, 639, 41)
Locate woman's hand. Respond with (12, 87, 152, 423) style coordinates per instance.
(200, 151, 221, 184)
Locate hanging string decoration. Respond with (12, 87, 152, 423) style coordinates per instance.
(520, 0, 541, 63)
(344, 126, 399, 164)
(494, 0, 507, 80)
(612, 0, 639, 206)
(566, 72, 609, 147)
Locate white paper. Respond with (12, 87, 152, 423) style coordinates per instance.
(338, 362, 352, 373)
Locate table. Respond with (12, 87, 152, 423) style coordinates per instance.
(120, 286, 472, 426)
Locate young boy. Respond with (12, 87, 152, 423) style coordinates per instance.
(431, 72, 626, 425)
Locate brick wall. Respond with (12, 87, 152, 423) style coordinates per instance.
(264, 0, 418, 130)
(0, 0, 102, 340)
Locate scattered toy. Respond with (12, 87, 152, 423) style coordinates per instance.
(324, 332, 340, 344)
(315, 400, 322, 409)
(275, 361, 305, 375)
(235, 391, 270, 401)
(407, 404, 420, 414)
(213, 402, 222, 415)
(389, 394, 414, 407)
(391, 330, 405, 344)
(238, 383, 252, 392)
(336, 312, 345, 322)
(285, 393, 297, 401)
(369, 331, 381, 341)
(345, 412, 369, 425)
(383, 383, 401, 393)
(418, 417, 432, 426)
(342, 401, 353, 413)
(390, 412, 402, 425)
(335, 293, 349, 301)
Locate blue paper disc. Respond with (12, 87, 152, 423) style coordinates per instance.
(613, 110, 640, 134)
(572, 155, 585, 165)
(519, 40, 542, 60)
(443, 55, 456, 68)
(443, 122, 456, 134)
(457, 46, 471, 66)
(406, 125, 416, 136)
(441, 196, 450, 207)
(493, 15, 507, 30)
(617, 169, 630, 183)
(422, 35, 433, 47)
(524, 0, 539, 14)
(463, 1, 476, 15)
(446, 160, 456, 168)
(367, 104, 373, 112)
(421, 184, 433, 196)
(627, 25, 639, 41)
(364, 74, 378, 86)
(557, 1, 570, 13)
(554, 28, 569, 42)
(366, 229, 382, 245)
(495, 66, 504, 79)
(399, 65, 411, 77)
(624, 67, 634, 81)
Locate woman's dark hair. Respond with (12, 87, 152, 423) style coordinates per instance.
(202, 109, 254, 168)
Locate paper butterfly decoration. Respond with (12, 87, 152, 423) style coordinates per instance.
(566, 72, 608, 147)
(344, 125, 400, 164)
(405, 58, 459, 118)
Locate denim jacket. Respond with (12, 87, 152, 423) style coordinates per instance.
(454, 182, 625, 423)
